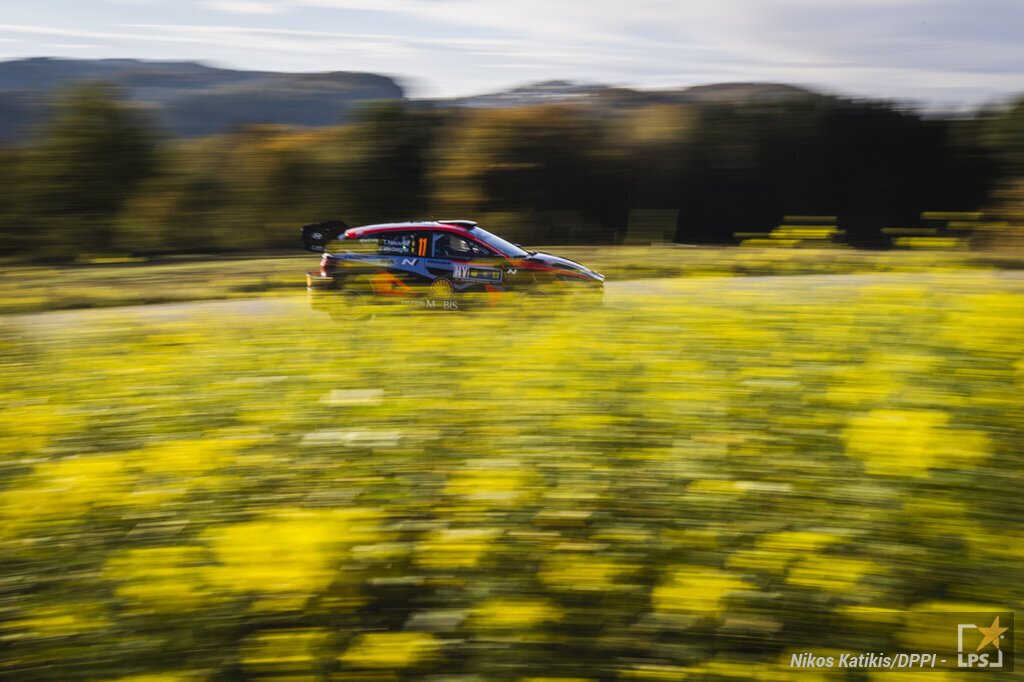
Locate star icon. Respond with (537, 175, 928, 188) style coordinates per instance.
(975, 616, 1008, 651)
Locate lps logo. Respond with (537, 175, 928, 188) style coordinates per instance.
(958, 616, 1009, 668)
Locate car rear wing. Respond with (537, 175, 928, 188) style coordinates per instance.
(301, 220, 349, 253)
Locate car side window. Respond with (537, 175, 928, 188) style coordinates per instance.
(466, 239, 494, 259)
(434, 233, 494, 261)
(376, 232, 431, 257)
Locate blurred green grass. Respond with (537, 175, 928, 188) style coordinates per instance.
(2, 246, 1022, 315)
(0, 253, 310, 316)
(1, 270, 1021, 680)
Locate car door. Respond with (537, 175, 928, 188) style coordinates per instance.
(432, 232, 504, 291)
(368, 230, 432, 294)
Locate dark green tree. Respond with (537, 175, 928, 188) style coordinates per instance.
(674, 96, 996, 245)
(431, 105, 617, 242)
(0, 145, 33, 256)
(342, 101, 443, 224)
(28, 82, 161, 253)
(983, 95, 1024, 178)
(674, 96, 834, 243)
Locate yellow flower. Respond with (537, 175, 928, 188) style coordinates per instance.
(539, 555, 634, 591)
(471, 597, 561, 629)
(652, 567, 748, 613)
(242, 628, 330, 667)
(104, 546, 212, 612)
(339, 632, 437, 669)
(204, 508, 379, 597)
(787, 556, 873, 592)
(843, 410, 988, 477)
(0, 454, 135, 534)
(3, 602, 111, 638)
(415, 528, 501, 570)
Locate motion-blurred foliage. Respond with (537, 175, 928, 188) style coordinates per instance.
(1, 272, 1021, 680)
(5, 83, 161, 255)
(4, 85, 1024, 259)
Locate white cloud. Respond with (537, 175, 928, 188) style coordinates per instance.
(0, 24, 144, 40)
(202, 1, 286, 13)
(43, 43, 104, 50)
(2, 1, 1023, 103)
(123, 23, 414, 59)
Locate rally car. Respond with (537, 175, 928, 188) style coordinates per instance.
(302, 219, 604, 319)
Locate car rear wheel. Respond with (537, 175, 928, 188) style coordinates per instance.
(327, 288, 372, 321)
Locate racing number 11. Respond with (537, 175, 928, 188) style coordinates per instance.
(417, 237, 428, 257)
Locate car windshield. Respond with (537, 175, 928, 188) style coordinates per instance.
(467, 227, 530, 258)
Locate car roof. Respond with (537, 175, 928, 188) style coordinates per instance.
(344, 220, 478, 238)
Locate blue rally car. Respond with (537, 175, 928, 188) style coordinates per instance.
(302, 220, 604, 319)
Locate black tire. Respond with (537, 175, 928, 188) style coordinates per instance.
(327, 288, 372, 321)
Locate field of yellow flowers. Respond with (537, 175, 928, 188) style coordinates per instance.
(1, 270, 1022, 681)
(1, 245, 1019, 316)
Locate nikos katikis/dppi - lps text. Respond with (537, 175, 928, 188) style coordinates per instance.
(791, 652, 943, 669)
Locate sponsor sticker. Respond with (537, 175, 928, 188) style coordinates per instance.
(452, 264, 502, 283)
(399, 299, 459, 310)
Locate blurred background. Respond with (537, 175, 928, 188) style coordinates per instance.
(2, 4, 1024, 679)
(2, 67, 1024, 259)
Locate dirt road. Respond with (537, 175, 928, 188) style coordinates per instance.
(5, 271, 1023, 333)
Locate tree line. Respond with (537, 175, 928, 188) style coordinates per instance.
(2, 82, 1024, 259)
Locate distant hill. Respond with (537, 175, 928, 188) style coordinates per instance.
(429, 80, 818, 109)
(0, 57, 404, 139)
(0, 58, 822, 141)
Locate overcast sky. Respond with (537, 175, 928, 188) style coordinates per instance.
(2, 0, 1022, 105)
